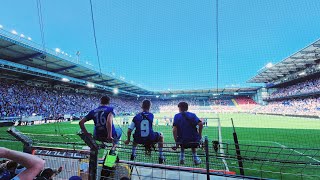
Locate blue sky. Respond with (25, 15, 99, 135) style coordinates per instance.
(1, 0, 320, 91)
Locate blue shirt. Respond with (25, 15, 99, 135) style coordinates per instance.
(129, 112, 155, 142)
(173, 112, 201, 144)
(85, 105, 116, 138)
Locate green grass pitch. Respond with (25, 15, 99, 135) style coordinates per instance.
(1, 113, 320, 179)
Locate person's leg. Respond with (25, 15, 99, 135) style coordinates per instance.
(112, 127, 122, 151)
(157, 133, 164, 158)
(191, 147, 201, 165)
(180, 147, 185, 164)
(131, 142, 138, 161)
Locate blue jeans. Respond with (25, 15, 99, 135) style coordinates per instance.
(113, 127, 122, 144)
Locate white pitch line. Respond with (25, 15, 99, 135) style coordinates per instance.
(273, 142, 320, 163)
(217, 116, 230, 171)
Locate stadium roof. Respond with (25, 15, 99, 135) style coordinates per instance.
(0, 29, 260, 97)
(248, 39, 320, 83)
(157, 87, 260, 97)
(0, 29, 154, 96)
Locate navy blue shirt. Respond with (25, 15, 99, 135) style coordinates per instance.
(173, 112, 201, 144)
(129, 112, 155, 143)
(85, 105, 116, 139)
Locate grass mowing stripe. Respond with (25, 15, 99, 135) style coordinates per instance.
(273, 142, 320, 163)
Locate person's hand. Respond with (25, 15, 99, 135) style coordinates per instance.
(124, 140, 130, 145)
(57, 166, 63, 173)
(171, 144, 179, 151)
(107, 136, 114, 143)
(0, 147, 9, 157)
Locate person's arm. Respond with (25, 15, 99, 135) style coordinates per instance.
(79, 117, 90, 135)
(106, 113, 114, 140)
(198, 121, 203, 138)
(0, 147, 45, 180)
(194, 114, 203, 138)
(172, 126, 178, 143)
(125, 121, 135, 145)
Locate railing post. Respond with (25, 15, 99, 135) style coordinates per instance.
(204, 136, 210, 180)
(7, 127, 33, 153)
(78, 132, 98, 180)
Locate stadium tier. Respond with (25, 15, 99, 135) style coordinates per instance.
(267, 77, 320, 100)
(0, 79, 259, 119)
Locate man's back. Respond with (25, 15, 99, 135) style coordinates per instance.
(132, 112, 154, 140)
(173, 112, 201, 144)
(85, 105, 116, 138)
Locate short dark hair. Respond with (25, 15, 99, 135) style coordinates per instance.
(142, 100, 151, 110)
(178, 102, 188, 112)
(100, 96, 110, 105)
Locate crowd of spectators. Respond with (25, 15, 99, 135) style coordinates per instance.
(268, 77, 320, 99)
(3, 78, 319, 118)
(0, 80, 142, 118)
(0, 79, 261, 118)
(255, 96, 320, 116)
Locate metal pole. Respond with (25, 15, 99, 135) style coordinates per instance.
(78, 132, 98, 180)
(231, 118, 245, 176)
(204, 136, 210, 180)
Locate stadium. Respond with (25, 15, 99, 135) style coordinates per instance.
(0, 1, 320, 180)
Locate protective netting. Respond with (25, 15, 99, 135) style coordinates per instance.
(2, 118, 320, 179)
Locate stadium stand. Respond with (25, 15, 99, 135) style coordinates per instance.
(1, 79, 260, 120)
(255, 96, 320, 117)
(267, 77, 320, 99)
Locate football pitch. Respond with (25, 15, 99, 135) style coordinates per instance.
(1, 113, 320, 179)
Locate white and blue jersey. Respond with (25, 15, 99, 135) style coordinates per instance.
(173, 112, 201, 146)
(129, 112, 160, 144)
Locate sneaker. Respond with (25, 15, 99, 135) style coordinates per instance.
(194, 157, 201, 165)
(130, 154, 136, 161)
(159, 157, 165, 164)
(179, 159, 185, 165)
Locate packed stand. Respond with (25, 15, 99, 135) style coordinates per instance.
(0, 79, 141, 118)
(0, 79, 260, 118)
(268, 78, 320, 99)
(255, 96, 320, 117)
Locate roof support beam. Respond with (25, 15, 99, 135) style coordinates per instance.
(52, 65, 77, 72)
(111, 83, 126, 87)
(94, 79, 115, 84)
(76, 73, 99, 79)
(13, 52, 42, 62)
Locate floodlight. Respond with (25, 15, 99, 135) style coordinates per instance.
(27, 37, 32, 40)
(266, 62, 273, 68)
(87, 83, 95, 88)
(20, 34, 25, 38)
(11, 30, 18, 35)
(61, 78, 70, 82)
(113, 88, 119, 94)
(156, 95, 159, 98)
(55, 48, 61, 53)
(299, 72, 306, 76)
(137, 95, 140, 98)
